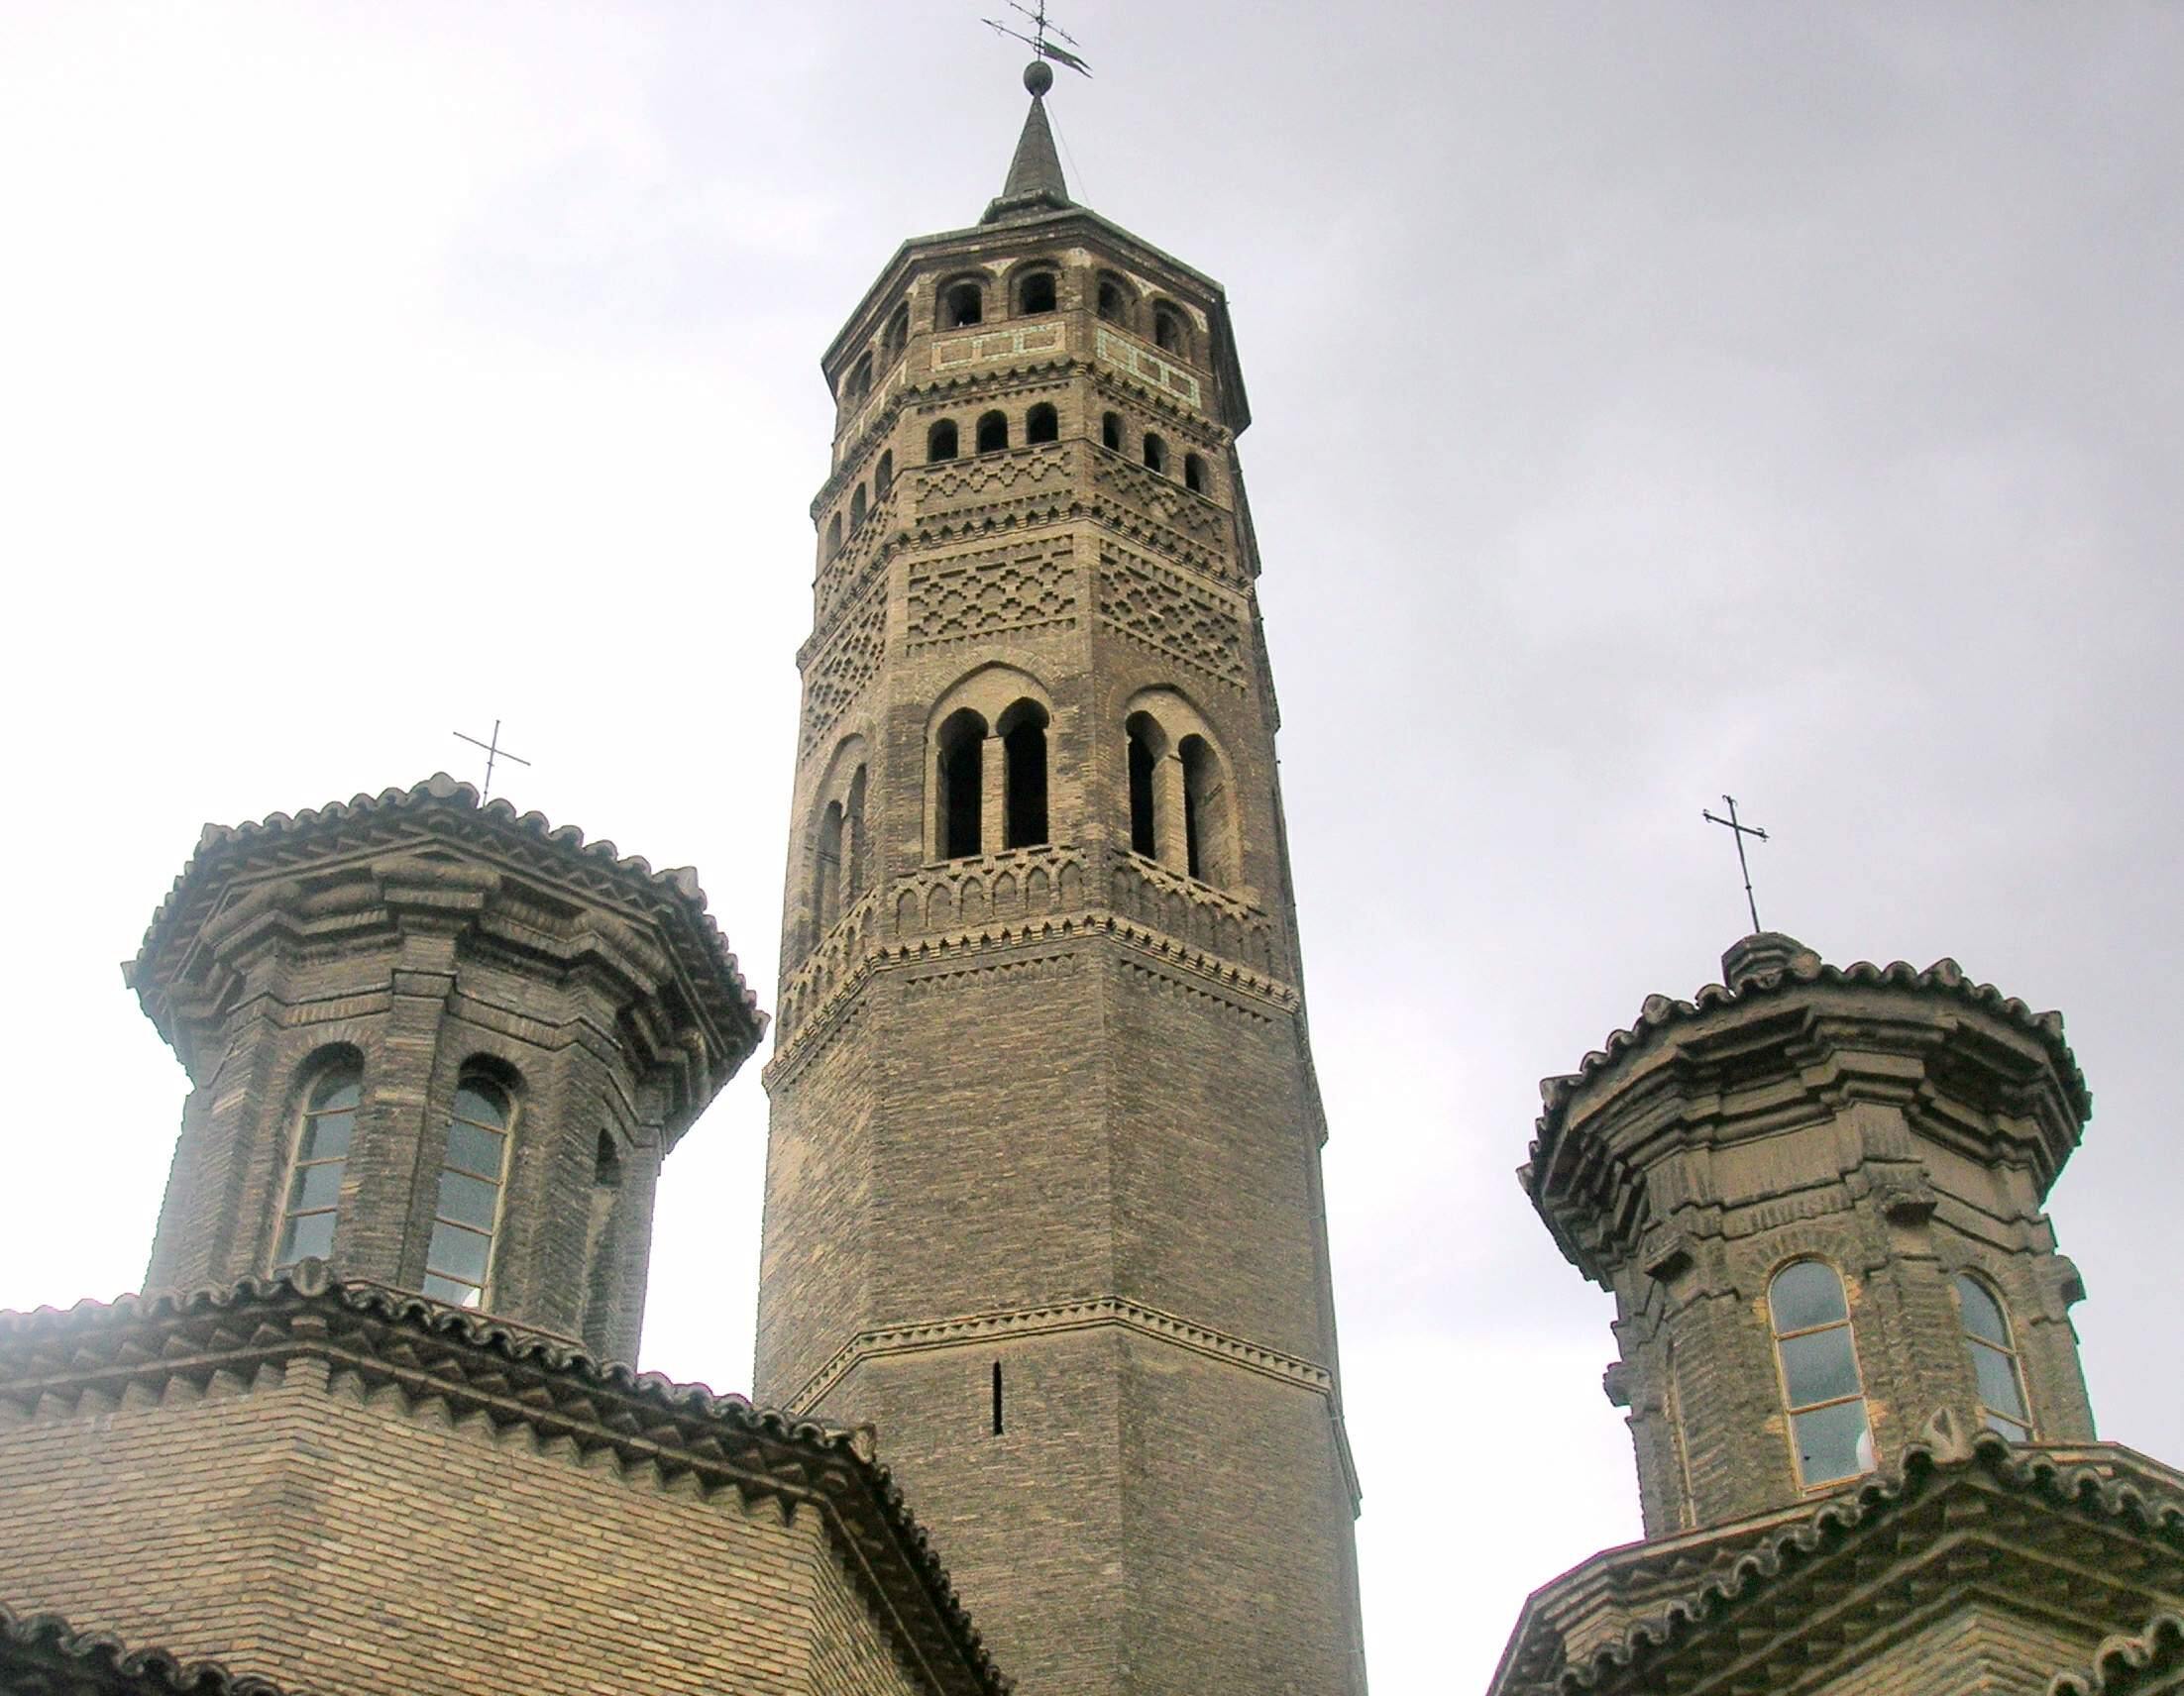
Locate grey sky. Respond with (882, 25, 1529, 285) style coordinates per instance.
(2, 4, 2179, 1687)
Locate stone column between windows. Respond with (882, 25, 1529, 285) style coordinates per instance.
(362, 927, 460, 1289)
(1153, 752, 1189, 875)
(981, 732, 1007, 855)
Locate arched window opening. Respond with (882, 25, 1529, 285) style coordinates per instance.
(1183, 453, 1207, 494)
(936, 709, 987, 860)
(274, 1063, 361, 1269)
(1101, 411, 1124, 452)
(1178, 734, 1229, 885)
(594, 1129, 622, 1190)
(1018, 269, 1057, 315)
(940, 280, 984, 328)
(976, 410, 1009, 455)
(825, 513, 842, 557)
(874, 450, 894, 499)
(1153, 306, 1187, 356)
(816, 799, 845, 930)
(1143, 433, 1168, 475)
(928, 419, 958, 463)
(423, 1075, 513, 1310)
(849, 485, 867, 531)
(999, 701, 1049, 850)
(1769, 1260, 1875, 1488)
(1955, 1274, 2032, 1440)
(1096, 276, 1129, 325)
(847, 353, 873, 402)
(882, 303, 910, 360)
(1026, 403, 1059, 445)
(844, 765, 868, 899)
(1126, 713, 1160, 859)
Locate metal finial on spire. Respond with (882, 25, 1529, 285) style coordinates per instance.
(453, 718, 531, 803)
(983, 0, 1092, 78)
(1701, 795, 1770, 935)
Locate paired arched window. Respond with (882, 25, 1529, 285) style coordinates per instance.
(816, 798, 845, 930)
(1152, 304, 1188, 357)
(999, 701, 1049, 849)
(1017, 269, 1057, 314)
(1126, 713, 1159, 858)
(936, 708, 987, 860)
(422, 1074, 513, 1309)
(882, 302, 909, 360)
(1178, 735, 1220, 882)
(1101, 411, 1124, 452)
(1183, 452, 1207, 494)
(1143, 433, 1168, 475)
(939, 279, 984, 328)
(928, 419, 959, 463)
(1768, 1260, 1875, 1488)
(976, 411, 1010, 454)
(274, 1062, 361, 1269)
(1026, 403, 1059, 445)
(1956, 1274, 2032, 1440)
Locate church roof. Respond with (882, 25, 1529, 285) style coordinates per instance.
(0, 1263, 1010, 1696)
(0, 1600, 290, 1695)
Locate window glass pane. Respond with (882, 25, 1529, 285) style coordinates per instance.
(436, 1170, 500, 1231)
(1983, 1409, 2030, 1442)
(1971, 1338, 2028, 1420)
(421, 1273, 480, 1307)
(1955, 1275, 2010, 1346)
(453, 1084, 507, 1129)
(1792, 1399, 1873, 1485)
(446, 1120, 504, 1179)
(1770, 1262, 1848, 1332)
(292, 1161, 343, 1212)
(1778, 1325, 1862, 1409)
(280, 1210, 335, 1264)
(300, 1111, 353, 1161)
(426, 1220, 491, 1284)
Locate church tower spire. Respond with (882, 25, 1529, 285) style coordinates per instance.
(756, 74, 1366, 1696)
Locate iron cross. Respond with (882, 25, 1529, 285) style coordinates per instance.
(1701, 795, 1770, 934)
(453, 718, 531, 803)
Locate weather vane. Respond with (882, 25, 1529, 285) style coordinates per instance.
(453, 718, 531, 803)
(1701, 795, 1770, 935)
(983, 0, 1091, 78)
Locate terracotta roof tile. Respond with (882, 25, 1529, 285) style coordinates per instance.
(0, 1601, 292, 1696)
(2052, 1613, 2184, 1695)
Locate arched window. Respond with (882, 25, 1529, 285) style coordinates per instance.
(874, 449, 894, 499)
(816, 798, 845, 929)
(1096, 275, 1130, 325)
(844, 765, 868, 900)
(274, 1062, 360, 1269)
(936, 708, 987, 859)
(1153, 305, 1187, 357)
(1178, 734, 1231, 886)
(939, 279, 984, 328)
(1017, 269, 1058, 315)
(1126, 712, 1161, 858)
(846, 353, 873, 402)
(976, 410, 1009, 455)
(1183, 452, 1207, 494)
(1955, 1274, 2032, 1440)
(882, 302, 910, 360)
(1026, 402, 1059, 445)
(998, 700, 1049, 849)
(928, 419, 958, 463)
(423, 1074, 513, 1309)
(1143, 432, 1168, 475)
(1769, 1260, 1875, 1488)
(1101, 411, 1124, 452)
(849, 485, 867, 531)
(825, 513, 842, 557)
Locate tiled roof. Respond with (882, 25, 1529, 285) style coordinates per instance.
(2053, 1613, 2184, 1695)
(0, 1601, 291, 1696)
(127, 771, 766, 1050)
(0, 1263, 1008, 1696)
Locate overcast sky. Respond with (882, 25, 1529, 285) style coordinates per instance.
(2, 4, 2180, 1689)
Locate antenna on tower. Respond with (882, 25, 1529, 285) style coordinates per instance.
(982, 0, 1092, 77)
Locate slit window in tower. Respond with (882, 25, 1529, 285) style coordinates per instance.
(1768, 1260, 1875, 1488)
(423, 1077, 513, 1309)
(1126, 714, 1158, 858)
(992, 1360, 1004, 1434)
(1101, 411, 1124, 452)
(976, 410, 1009, 454)
(1955, 1274, 2033, 1440)
(274, 1065, 361, 1269)
(1026, 402, 1059, 445)
(928, 419, 958, 463)
(936, 709, 986, 860)
(1018, 269, 1057, 315)
(941, 280, 983, 328)
(1143, 432, 1168, 475)
(844, 765, 868, 900)
(1000, 701, 1049, 849)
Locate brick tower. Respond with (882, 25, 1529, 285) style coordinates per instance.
(1522, 931, 2097, 1535)
(755, 66, 1367, 1696)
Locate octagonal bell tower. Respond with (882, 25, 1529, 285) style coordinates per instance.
(755, 68, 1367, 1696)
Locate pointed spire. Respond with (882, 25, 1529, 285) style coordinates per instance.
(982, 61, 1072, 225)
